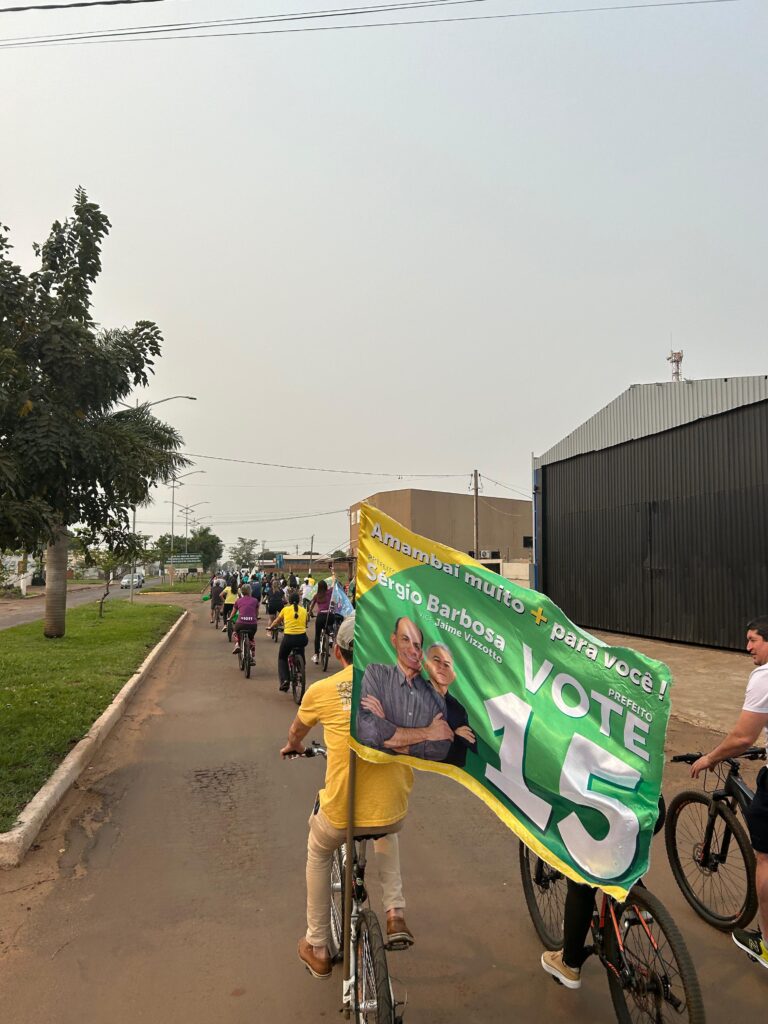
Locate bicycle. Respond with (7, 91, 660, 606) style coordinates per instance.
(665, 747, 765, 930)
(286, 742, 404, 1024)
(288, 646, 306, 706)
(520, 841, 705, 1023)
(269, 615, 283, 644)
(213, 602, 222, 630)
(320, 617, 339, 672)
(237, 627, 256, 679)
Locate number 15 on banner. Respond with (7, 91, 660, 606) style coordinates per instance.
(484, 692, 642, 880)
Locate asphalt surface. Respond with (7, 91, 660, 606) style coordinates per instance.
(0, 595, 765, 1023)
(0, 578, 163, 630)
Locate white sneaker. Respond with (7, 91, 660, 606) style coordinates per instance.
(221, 625, 227, 632)
(311, 654, 319, 664)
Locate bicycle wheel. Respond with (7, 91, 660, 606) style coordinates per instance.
(321, 633, 330, 671)
(329, 845, 346, 961)
(605, 886, 706, 1024)
(354, 909, 394, 1024)
(665, 789, 756, 930)
(292, 654, 306, 706)
(237, 642, 244, 670)
(519, 841, 566, 950)
(244, 640, 252, 678)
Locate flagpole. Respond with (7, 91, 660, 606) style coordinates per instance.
(342, 748, 357, 1018)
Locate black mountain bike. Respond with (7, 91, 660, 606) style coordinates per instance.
(288, 646, 306, 706)
(520, 842, 705, 1023)
(238, 627, 256, 679)
(665, 747, 765, 930)
(320, 617, 339, 672)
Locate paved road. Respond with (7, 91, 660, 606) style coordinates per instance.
(0, 579, 163, 630)
(0, 596, 764, 1023)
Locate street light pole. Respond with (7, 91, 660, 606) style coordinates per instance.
(116, 395, 197, 602)
(165, 472, 205, 584)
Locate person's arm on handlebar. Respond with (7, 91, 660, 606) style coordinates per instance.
(691, 710, 768, 778)
(280, 714, 312, 758)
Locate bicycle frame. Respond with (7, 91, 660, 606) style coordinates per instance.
(673, 748, 764, 869)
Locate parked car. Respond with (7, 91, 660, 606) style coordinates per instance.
(120, 574, 144, 589)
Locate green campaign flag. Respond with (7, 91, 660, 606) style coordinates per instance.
(350, 504, 673, 898)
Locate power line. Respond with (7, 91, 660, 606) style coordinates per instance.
(0, 0, 172, 11)
(180, 451, 466, 478)
(478, 496, 524, 517)
(481, 473, 531, 498)
(0, 0, 490, 43)
(0, 0, 741, 49)
(136, 508, 348, 526)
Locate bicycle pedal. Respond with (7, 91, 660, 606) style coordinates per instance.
(385, 939, 413, 952)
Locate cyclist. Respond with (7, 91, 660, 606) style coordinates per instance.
(231, 583, 259, 656)
(541, 797, 666, 988)
(300, 578, 313, 609)
(280, 615, 415, 979)
(266, 580, 286, 628)
(269, 589, 309, 692)
(308, 580, 342, 665)
(209, 576, 225, 625)
(219, 578, 239, 632)
(691, 614, 768, 967)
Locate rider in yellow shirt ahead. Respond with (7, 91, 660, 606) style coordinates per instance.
(269, 590, 309, 692)
(280, 614, 415, 979)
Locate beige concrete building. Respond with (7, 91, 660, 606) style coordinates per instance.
(349, 488, 533, 579)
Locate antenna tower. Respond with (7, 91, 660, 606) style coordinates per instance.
(667, 349, 683, 383)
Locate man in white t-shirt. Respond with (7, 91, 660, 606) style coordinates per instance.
(691, 616, 768, 967)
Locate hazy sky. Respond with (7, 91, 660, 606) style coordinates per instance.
(2, 0, 765, 556)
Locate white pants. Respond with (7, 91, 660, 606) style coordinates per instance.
(305, 806, 405, 948)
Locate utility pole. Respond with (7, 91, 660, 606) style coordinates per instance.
(473, 469, 480, 559)
(170, 478, 176, 557)
(309, 534, 314, 576)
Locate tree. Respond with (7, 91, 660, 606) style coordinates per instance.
(188, 526, 223, 571)
(229, 537, 258, 567)
(148, 532, 175, 566)
(0, 190, 189, 637)
(331, 549, 348, 559)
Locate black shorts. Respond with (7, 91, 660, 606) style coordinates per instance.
(745, 766, 768, 854)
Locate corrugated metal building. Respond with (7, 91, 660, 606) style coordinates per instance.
(533, 376, 768, 650)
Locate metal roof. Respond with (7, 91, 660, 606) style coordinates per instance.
(534, 375, 768, 468)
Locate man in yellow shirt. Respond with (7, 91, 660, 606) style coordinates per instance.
(280, 615, 414, 980)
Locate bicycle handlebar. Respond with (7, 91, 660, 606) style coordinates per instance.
(284, 741, 328, 760)
(671, 747, 766, 769)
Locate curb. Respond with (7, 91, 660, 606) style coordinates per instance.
(0, 609, 189, 869)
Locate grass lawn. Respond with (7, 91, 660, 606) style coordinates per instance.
(142, 580, 207, 594)
(0, 601, 182, 832)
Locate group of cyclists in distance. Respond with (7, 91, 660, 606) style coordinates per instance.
(206, 566, 352, 691)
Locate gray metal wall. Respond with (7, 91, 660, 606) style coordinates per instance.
(540, 400, 768, 650)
